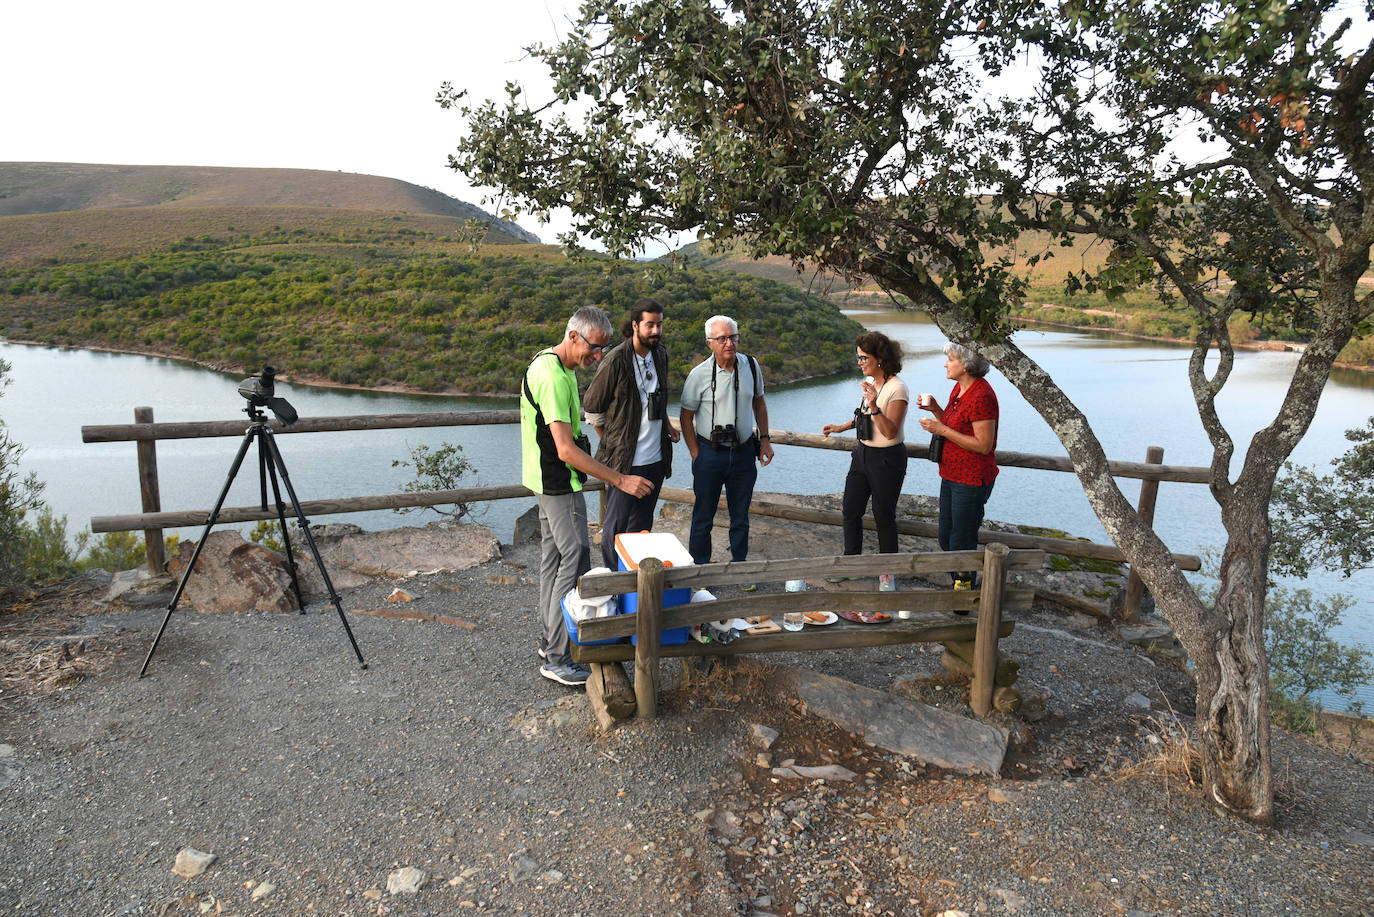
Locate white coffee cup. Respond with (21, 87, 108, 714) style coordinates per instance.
(919, 392, 935, 409)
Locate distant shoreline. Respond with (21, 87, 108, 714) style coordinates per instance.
(836, 293, 1373, 375)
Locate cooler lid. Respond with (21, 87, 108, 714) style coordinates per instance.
(614, 531, 694, 570)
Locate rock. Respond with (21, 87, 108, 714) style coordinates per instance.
(1342, 829, 1374, 847)
(750, 723, 780, 749)
(507, 856, 540, 883)
(386, 866, 425, 895)
(101, 566, 166, 605)
(172, 848, 217, 879)
(512, 505, 542, 544)
(166, 531, 299, 613)
(294, 521, 500, 593)
(992, 888, 1027, 911)
(1125, 691, 1152, 710)
(772, 764, 858, 782)
(250, 881, 276, 900)
(791, 670, 1008, 777)
(385, 587, 414, 603)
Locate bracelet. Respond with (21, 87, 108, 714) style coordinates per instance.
(871, 408, 882, 416)
(759, 434, 770, 440)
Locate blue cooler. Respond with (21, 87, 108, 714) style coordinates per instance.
(562, 591, 621, 646)
(614, 532, 693, 645)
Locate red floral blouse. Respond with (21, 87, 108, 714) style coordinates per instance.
(938, 377, 999, 486)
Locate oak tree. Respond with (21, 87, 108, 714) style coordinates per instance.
(447, 0, 1374, 822)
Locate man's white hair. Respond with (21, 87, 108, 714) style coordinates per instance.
(703, 314, 738, 338)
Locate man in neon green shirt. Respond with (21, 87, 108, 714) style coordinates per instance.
(522, 306, 653, 686)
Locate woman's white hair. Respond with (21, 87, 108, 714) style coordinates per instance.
(943, 342, 991, 378)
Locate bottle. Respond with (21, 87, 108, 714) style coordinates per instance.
(783, 579, 806, 631)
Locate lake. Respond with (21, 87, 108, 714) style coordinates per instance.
(3, 316, 1371, 708)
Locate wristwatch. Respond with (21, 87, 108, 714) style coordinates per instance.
(759, 434, 771, 440)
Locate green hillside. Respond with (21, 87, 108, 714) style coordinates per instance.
(0, 223, 861, 394)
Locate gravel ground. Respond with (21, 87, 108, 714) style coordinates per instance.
(1, 530, 1371, 917)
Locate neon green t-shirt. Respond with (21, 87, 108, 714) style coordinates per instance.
(521, 350, 585, 494)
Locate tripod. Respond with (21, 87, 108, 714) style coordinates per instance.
(139, 403, 367, 676)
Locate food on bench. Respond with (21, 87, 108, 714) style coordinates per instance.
(745, 619, 782, 635)
(803, 611, 838, 625)
(836, 610, 891, 624)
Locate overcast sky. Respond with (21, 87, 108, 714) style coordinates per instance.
(0, 0, 584, 243)
(4, 2, 1370, 252)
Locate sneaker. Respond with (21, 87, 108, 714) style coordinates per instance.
(879, 574, 896, 592)
(740, 583, 758, 592)
(540, 662, 591, 686)
(537, 646, 548, 660)
(953, 578, 974, 591)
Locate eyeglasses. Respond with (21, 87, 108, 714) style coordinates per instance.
(575, 330, 608, 355)
(707, 333, 740, 344)
(855, 354, 873, 363)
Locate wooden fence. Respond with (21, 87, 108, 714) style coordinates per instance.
(81, 407, 1205, 616)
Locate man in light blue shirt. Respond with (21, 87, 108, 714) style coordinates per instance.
(678, 315, 774, 568)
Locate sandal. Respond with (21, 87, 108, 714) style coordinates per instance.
(836, 610, 891, 624)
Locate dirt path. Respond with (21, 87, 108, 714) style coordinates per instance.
(0, 524, 1371, 916)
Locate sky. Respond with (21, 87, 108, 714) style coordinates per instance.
(3, 2, 1370, 253)
(1, 0, 586, 244)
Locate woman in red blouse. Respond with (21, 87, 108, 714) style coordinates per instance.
(917, 343, 998, 594)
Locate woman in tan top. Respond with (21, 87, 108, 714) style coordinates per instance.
(822, 332, 910, 602)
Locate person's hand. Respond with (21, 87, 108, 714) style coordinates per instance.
(759, 441, 775, 467)
(859, 379, 877, 404)
(668, 426, 681, 443)
(918, 417, 942, 434)
(821, 422, 843, 438)
(619, 474, 653, 497)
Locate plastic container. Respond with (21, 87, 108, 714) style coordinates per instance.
(783, 579, 806, 630)
(562, 591, 622, 646)
(615, 531, 693, 645)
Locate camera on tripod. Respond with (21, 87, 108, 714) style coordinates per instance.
(709, 423, 737, 447)
(238, 365, 299, 425)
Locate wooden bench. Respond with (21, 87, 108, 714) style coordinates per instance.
(572, 543, 1042, 724)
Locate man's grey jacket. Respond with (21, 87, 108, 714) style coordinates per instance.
(582, 339, 674, 478)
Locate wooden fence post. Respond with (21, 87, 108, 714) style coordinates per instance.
(134, 407, 166, 573)
(1122, 445, 1164, 621)
(971, 542, 1010, 717)
(634, 557, 665, 720)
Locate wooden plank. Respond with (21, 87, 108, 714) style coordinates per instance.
(769, 430, 1210, 483)
(971, 544, 1009, 717)
(634, 558, 664, 720)
(576, 584, 1034, 642)
(1123, 446, 1165, 621)
(133, 406, 166, 573)
(91, 481, 604, 532)
(578, 548, 1044, 596)
(570, 618, 1016, 664)
(656, 486, 1200, 570)
(81, 409, 523, 443)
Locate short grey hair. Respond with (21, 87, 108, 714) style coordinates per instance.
(944, 342, 991, 378)
(568, 306, 612, 341)
(704, 314, 738, 338)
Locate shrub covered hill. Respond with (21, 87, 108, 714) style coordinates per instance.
(0, 163, 862, 393)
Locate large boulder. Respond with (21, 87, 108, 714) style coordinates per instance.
(166, 530, 298, 613)
(291, 521, 501, 594)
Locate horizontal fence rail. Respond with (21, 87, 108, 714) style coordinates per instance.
(83, 407, 1208, 616)
(82, 412, 1210, 484)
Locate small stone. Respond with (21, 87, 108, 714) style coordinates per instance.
(1125, 691, 1152, 709)
(0, 745, 13, 757)
(387, 866, 425, 895)
(172, 848, 217, 879)
(987, 788, 1013, 804)
(508, 856, 540, 883)
(755, 753, 771, 767)
(385, 587, 414, 603)
(362, 888, 384, 900)
(251, 881, 276, 900)
(993, 888, 1026, 911)
(751, 723, 780, 748)
(936, 911, 971, 917)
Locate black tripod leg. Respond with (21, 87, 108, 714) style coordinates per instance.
(262, 431, 367, 669)
(140, 427, 258, 678)
(262, 447, 307, 613)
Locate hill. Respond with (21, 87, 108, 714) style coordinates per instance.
(0, 166, 864, 394)
(0, 162, 539, 243)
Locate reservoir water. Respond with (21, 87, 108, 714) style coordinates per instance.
(3, 313, 1371, 708)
